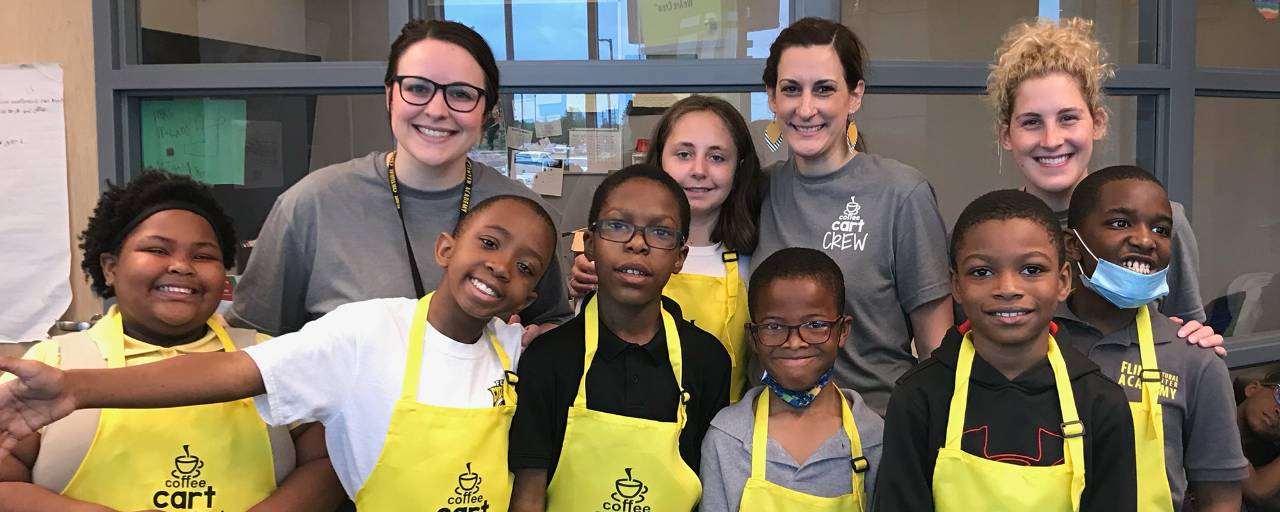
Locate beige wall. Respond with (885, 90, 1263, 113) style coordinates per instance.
(0, 0, 101, 323)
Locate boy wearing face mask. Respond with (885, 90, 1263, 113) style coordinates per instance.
(1057, 165, 1247, 511)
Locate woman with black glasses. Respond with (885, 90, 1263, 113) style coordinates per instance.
(227, 20, 571, 340)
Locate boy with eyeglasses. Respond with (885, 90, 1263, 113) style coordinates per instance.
(509, 164, 731, 512)
(699, 247, 883, 511)
(1238, 371, 1280, 511)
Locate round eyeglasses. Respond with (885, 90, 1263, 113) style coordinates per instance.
(590, 219, 684, 250)
(746, 319, 841, 347)
(390, 75, 486, 113)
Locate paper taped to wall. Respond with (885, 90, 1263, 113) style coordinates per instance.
(0, 64, 71, 342)
(140, 98, 247, 185)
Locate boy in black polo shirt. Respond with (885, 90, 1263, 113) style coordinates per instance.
(509, 165, 730, 511)
(875, 190, 1136, 511)
(1058, 165, 1245, 511)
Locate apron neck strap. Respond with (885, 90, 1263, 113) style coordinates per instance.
(949, 332, 1087, 511)
(1045, 335, 1087, 512)
(721, 251, 741, 338)
(581, 297, 687, 428)
(403, 293, 515, 404)
(98, 308, 236, 369)
(1135, 305, 1163, 436)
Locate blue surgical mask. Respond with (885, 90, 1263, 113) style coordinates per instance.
(1072, 229, 1169, 309)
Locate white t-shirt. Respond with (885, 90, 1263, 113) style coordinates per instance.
(679, 242, 751, 280)
(242, 297, 524, 497)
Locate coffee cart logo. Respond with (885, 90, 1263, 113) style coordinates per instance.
(441, 462, 489, 511)
(153, 444, 218, 509)
(600, 468, 648, 511)
(172, 444, 203, 478)
(455, 462, 482, 495)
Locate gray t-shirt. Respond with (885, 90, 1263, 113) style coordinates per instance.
(228, 151, 572, 335)
(1056, 200, 1205, 322)
(753, 154, 952, 415)
(699, 386, 883, 511)
(1057, 303, 1248, 511)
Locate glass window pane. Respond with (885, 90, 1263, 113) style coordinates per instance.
(842, 0, 1152, 64)
(473, 91, 780, 178)
(1193, 97, 1280, 338)
(853, 93, 1142, 226)
(137, 0, 390, 64)
(425, 0, 789, 60)
(137, 94, 391, 243)
(1197, 0, 1280, 69)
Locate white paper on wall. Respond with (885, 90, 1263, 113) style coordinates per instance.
(569, 128, 623, 173)
(0, 64, 71, 342)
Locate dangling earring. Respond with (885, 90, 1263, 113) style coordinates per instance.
(846, 118, 859, 153)
(996, 141, 1004, 175)
(764, 120, 783, 153)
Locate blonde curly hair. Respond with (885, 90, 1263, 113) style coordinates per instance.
(987, 17, 1115, 136)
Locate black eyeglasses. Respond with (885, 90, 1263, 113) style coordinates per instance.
(590, 219, 684, 250)
(1264, 383, 1280, 406)
(390, 75, 486, 113)
(746, 319, 841, 347)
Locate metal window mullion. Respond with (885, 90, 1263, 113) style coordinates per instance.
(390, 0, 413, 45)
(119, 0, 139, 68)
(1194, 68, 1280, 95)
(795, 0, 840, 21)
(1161, 0, 1196, 214)
(100, 62, 391, 90)
(95, 0, 123, 188)
(1224, 332, 1280, 369)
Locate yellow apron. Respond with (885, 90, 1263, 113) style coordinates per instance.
(545, 297, 702, 511)
(354, 292, 516, 511)
(61, 310, 276, 511)
(739, 389, 869, 511)
(932, 333, 1087, 512)
(664, 250, 751, 402)
(1131, 305, 1174, 511)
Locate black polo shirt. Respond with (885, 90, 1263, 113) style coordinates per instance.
(509, 297, 731, 479)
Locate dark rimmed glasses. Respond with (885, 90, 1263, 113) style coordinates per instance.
(390, 75, 485, 113)
(589, 219, 684, 250)
(747, 319, 841, 347)
(1264, 382, 1280, 405)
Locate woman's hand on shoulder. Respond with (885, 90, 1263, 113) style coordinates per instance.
(567, 254, 597, 300)
(1169, 317, 1226, 357)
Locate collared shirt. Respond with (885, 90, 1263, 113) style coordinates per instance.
(699, 386, 884, 511)
(15, 311, 268, 369)
(1056, 301, 1248, 510)
(508, 298, 732, 478)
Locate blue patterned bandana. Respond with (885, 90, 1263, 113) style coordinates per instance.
(762, 369, 832, 408)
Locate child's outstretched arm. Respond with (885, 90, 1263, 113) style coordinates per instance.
(0, 352, 264, 460)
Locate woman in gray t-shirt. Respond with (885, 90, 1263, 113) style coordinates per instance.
(752, 18, 954, 416)
(228, 20, 570, 337)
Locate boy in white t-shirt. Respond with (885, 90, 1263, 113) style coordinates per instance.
(0, 194, 560, 506)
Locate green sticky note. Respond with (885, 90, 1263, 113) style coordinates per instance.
(637, 0, 723, 48)
(140, 99, 247, 185)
